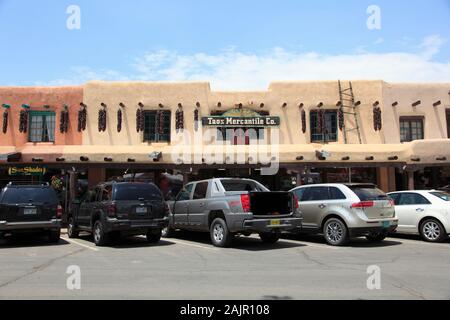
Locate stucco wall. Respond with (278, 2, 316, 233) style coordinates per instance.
(82, 80, 449, 147)
(0, 86, 83, 147)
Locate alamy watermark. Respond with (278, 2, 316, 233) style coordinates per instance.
(66, 265, 81, 290)
(66, 5, 81, 30)
(366, 265, 381, 290)
(366, 5, 381, 30)
(170, 127, 280, 176)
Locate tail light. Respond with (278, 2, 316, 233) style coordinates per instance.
(389, 199, 395, 206)
(351, 201, 374, 208)
(107, 203, 117, 218)
(240, 194, 251, 213)
(56, 205, 63, 218)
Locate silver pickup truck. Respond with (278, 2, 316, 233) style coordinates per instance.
(164, 178, 302, 247)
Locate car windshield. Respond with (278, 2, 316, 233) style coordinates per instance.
(114, 184, 163, 201)
(430, 191, 450, 201)
(220, 179, 269, 192)
(347, 185, 388, 201)
(1, 187, 58, 204)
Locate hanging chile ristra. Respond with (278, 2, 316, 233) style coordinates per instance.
(98, 104, 107, 132)
(194, 109, 199, 132)
(338, 108, 344, 131)
(373, 106, 382, 131)
(301, 109, 306, 134)
(317, 109, 325, 134)
(60, 106, 70, 133)
(117, 108, 122, 133)
(78, 104, 87, 132)
(158, 110, 165, 135)
(175, 106, 184, 132)
(2, 104, 9, 134)
(136, 107, 142, 132)
(19, 105, 29, 133)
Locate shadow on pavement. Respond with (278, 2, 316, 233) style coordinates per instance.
(388, 233, 450, 244)
(282, 233, 403, 248)
(0, 234, 70, 249)
(74, 233, 177, 249)
(166, 230, 306, 251)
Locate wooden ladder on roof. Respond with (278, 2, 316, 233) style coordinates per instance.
(338, 80, 362, 144)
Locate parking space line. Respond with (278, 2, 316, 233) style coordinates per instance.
(168, 238, 219, 251)
(280, 238, 340, 250)
(63, 237, 100, 252)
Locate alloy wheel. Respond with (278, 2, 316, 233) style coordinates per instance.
(326, 221, 344, 244)
(213, 224, 224, 242)
(423, 221, 441, 241)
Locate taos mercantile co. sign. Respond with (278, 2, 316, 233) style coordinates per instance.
(8, 166, 47, 176)
(202, 116, 280, 127)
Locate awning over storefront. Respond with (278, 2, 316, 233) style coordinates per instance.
(1, 139, 449, 167)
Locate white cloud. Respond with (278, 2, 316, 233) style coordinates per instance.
(37, 35, 449, 90)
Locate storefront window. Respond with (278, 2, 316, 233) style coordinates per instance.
(143, 111, 171, 142)
(400, 116, 424, 142)
(310, 110, 337, 142)
(29, 111, 56, 143)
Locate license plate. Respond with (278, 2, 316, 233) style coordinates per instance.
(136, 207, 148, 214)
(382, 221, 390, 228)
(24, 208, 37, 215)
(270, 219, 281, 226)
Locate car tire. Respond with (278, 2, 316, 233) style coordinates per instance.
(67, 217, 79, 239)
(366, 231, 387, 242)
(146, 229, 162, 243)
(323, 217, 349, 246)
(161, 226, 176, 238)
(93, 220, 109, 246)
(48, 229, 61, 243)
(259, 233, 280, 244)
(420, 219, 447, 243)
(210, 218, 233, 247)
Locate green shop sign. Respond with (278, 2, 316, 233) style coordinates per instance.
(8, 166, 47, 176)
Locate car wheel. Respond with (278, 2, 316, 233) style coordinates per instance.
(67, 217, 79, 239)
(146, 229, 162, 243)
(420, 219, 447, 243)
(366, 231, 387, 242)
(93, 220, 109, 246)
(259, 233, 280, 244)
(210, 218, 233, 247)
(161, 226, 176, 238)
(48, 229, 61, 243)
(323, 218, 349, 246)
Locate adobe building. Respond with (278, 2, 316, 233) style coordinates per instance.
(0, 80, 449, 198)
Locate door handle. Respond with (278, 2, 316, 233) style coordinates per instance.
(416, 208, 425, 212)
(318, 204, 327, 209)
(199, 203, 205, 207)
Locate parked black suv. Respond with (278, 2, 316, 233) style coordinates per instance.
(68, 182, 169, 246)
(0, 182, 62, 243)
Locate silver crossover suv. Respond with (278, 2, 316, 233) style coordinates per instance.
(290, 183, 398, 246)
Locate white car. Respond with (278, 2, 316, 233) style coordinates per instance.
(387, 190, 450, 242)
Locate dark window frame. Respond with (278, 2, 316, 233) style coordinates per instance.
(399, 116, 424, 143)
(193, 182, 209, 200)
(446, 109, 450, 139)
(143, 110, 171, 143)
(310, 109, 338, 143)
(28, 111, 56, 143)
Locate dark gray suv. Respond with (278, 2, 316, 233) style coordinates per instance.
(0, 182, 62, 243)
(68, 182, 169, 246)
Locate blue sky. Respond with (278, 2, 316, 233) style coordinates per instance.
(0, 0, 449, 89)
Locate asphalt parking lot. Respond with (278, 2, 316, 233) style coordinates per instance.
(0, 231, 449, 300)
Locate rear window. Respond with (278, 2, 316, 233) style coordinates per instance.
(220, 180, 269, 192)
(348, 185, 388, 201)
(114, 184, 162, 201)
(430, 192, 450, 201)
(1, 187, 58, 204)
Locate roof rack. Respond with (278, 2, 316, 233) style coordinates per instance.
(7, 181, 50, 187)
